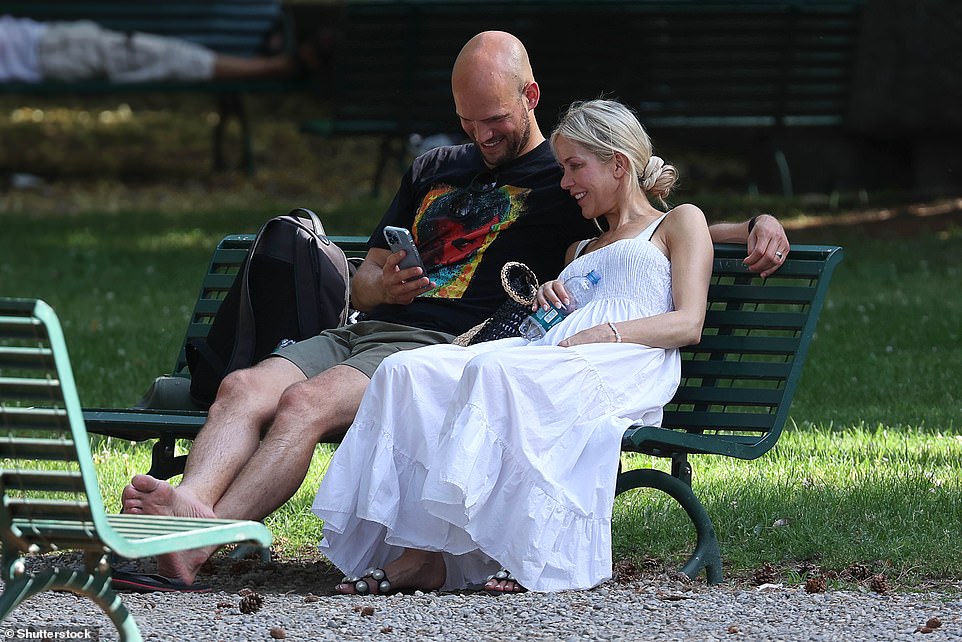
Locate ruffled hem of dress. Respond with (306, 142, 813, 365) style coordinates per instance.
(421, 401, 621, 591)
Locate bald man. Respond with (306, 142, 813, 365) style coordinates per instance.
(122, 31, 789, 587)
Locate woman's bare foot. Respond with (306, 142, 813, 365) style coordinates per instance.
(120, 475, 218, 584)
(484, 569, 527, 594)
(335, 549, 446, 595)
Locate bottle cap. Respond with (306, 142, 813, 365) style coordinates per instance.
(586, 270, 601, 285)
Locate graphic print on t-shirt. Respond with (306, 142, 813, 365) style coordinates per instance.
(412, 180, 528, 298)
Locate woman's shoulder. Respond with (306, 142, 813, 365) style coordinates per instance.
(666, 203, 706, 219)
(664, 203, 709, 230)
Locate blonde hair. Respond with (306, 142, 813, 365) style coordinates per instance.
(550, 99, 678, 206)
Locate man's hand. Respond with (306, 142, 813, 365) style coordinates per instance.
(743, 214, 790, 278)
(381, 250, 433, 305)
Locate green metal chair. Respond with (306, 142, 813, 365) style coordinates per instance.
(0, 298, 273, 642)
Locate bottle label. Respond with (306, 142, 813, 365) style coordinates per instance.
(529, 305, 568, 334)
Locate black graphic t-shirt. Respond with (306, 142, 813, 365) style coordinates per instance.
(365, 141, 596, 334)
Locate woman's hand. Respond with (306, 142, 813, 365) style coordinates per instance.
(533, 279, 570, 311)
(558, 323, 618, 347)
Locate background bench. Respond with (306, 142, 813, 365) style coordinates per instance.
(298, 0, 864, 196)
(0, 297, 273, 641)
(0, 0, 310, 173)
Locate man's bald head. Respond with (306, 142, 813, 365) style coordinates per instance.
(451, 31, 543, 167)
(452, 31, 533, 96)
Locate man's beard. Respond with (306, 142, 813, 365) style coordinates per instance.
(481, 109, 532, 168)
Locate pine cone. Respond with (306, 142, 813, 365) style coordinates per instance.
(804, 575, 827, 593)
(751, 562, 779, 585)
(844, 562, 872, 581)
(869, 573, 890, 594)
(239, 592, 265, 614)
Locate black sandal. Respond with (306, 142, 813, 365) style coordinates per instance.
(339, 567, 392, 595)
(484, 568, 526, 595)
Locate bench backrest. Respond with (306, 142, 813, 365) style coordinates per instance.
(642, 243, 843, 460)
(0, 298, 109, 555)
(171, 234, 369, 376)
(2, 0, 283, 57)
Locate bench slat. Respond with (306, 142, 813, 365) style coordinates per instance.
(0, 437, 76, 461)
(704, 309, 809, 331)
(0, 407, 69, 431)
(7, 499, 94, 522)
(679, 359, 792, 380)
(707, 284, 817, 304)
(0, 377, 63, 401)
(0, 346, 55, 370)
(688, 334, 802, 356)
(660, 410, 775, 432)
(1, 470, 85, 494)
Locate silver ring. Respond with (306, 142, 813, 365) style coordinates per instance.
(775, 251, 783, 258)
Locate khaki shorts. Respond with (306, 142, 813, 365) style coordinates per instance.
(272, 320, 455, 379)
(38, 20, 215, 82)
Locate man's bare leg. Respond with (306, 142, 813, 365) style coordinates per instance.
(120, 357, 306, 582)
(123, 357, 306, 513)
(211, 364, 370, 521)
(123, 363, 369, 583)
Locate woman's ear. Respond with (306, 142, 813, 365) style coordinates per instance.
(612, 152, 629, 178)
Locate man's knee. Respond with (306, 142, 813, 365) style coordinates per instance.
(214, 358, 303, 410)
(273, 366, 369, 439)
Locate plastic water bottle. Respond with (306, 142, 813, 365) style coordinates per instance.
(520, 270, 601, 340)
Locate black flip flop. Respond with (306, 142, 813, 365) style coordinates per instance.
(111, 571, 212, 593)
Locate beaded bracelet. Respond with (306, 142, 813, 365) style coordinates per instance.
(607, 321, 622, 343)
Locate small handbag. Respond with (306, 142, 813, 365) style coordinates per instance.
(454, 261, 539, 346)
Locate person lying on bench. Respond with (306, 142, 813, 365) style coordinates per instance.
(121, 31, 789, 589)
(314, 98, 713, 595)
(0, 14, 309, 83)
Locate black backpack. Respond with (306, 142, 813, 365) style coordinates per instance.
(185, 208, 353, 407)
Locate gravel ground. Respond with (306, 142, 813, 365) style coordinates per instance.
(3, 555, 960, 641)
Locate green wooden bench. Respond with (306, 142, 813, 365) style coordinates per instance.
(81, 233, 369, 480)
(0, 0, 310, 174)
(616, 243, 843, 584)
(16, 236, 840, 587)
(0, 297, 273, 642)
(297, 0, 864, 195)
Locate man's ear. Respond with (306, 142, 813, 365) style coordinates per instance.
(523, 81, 540, 110)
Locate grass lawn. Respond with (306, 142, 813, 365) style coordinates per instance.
(2, 98, 961, 589)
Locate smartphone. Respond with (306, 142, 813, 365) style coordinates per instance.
(383, 226, 427, 273)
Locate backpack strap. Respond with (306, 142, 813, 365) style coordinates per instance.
(287, 208, 352, 327)
(288, 206, 326, 237)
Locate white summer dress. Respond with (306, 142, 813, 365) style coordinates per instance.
(312, 213, 680, 592)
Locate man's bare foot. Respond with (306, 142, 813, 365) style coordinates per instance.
(484, 569, 527, 594)
(335, 550, 446, 595)
(122, 475, 211, 518)
(120, 475, 218, 584)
